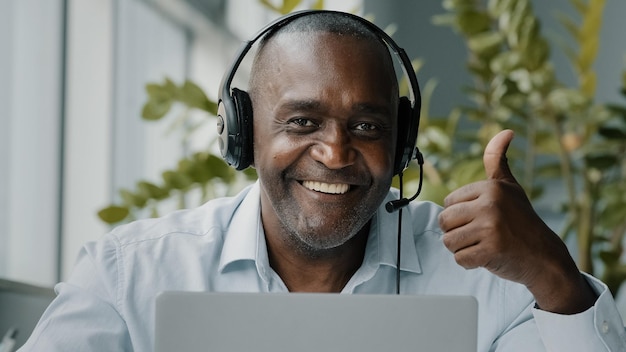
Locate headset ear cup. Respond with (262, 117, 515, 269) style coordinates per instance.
(231, 88, 254, 170)
(394, 96, 417, 175)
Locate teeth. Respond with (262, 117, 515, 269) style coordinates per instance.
(302, 181, 349, 194)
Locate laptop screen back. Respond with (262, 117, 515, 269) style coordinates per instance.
(155, 292, 478, 352)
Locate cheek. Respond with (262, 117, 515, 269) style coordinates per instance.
(253, 133, 301, 170)
(361, 140, 396, 178)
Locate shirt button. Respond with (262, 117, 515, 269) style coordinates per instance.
(601, 321, 610, 334)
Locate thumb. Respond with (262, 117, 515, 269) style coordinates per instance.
(483, 129, 515, 180)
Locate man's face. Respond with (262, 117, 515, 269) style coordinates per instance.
(251, 32, 398, 254)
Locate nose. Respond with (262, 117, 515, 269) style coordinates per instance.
(310, 123, 357, 169)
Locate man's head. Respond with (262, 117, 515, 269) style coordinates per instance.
(248, 12, 397, 97)
(247, 12, 403, 257)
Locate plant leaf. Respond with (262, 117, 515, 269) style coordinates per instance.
(490, 51, 522, 74)
(279, 0, 302, 14)
(468, 32, 504, 57)
(600, 250, 621, 266)
(142, 98, 172, 121)
(179, 80, 216, 113)
(555, 12, 580, 40)
(598, 126, 626, 140)
(205, 154, 234, 181)
(137, 181, 169, 200)
(585, 153, 618, 170)
(457, 10, 491, 36)
(97, 206, 130, 224)
(162, 170, 192, 190)
(431, 13, 457, 27)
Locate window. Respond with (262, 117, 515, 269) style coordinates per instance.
(1, 0, 195, 286)
(0, 0, 64, 286)
(1, 0, 364, 287)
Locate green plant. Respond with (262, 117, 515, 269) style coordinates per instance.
(97, 79, 257, 224)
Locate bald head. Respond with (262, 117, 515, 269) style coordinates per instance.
(249, 12, 398, 98)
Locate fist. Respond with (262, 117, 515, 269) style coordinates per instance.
(438, 130, 570, 286)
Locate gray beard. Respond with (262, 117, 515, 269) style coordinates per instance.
(276, 205, 373, 260)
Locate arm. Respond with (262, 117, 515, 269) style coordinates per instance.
(18, 243, 132, 351)
(438, 130, 626, 350)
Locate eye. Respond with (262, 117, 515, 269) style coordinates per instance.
(354, 122, 378, 131)
(289, 118, 318, 128)
(351, 120, 389, 140)
(285, 117, 319, 134)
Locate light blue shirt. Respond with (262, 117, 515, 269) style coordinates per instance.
(19, 182, 626, 351)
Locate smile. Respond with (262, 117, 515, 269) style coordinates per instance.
(302, 181, 350, 194)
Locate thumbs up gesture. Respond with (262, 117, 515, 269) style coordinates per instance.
(438, 130, 597, 314)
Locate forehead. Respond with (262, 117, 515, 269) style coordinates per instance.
(283, 31, 384, 59)
(253, 31, 397, 90)
(249, 31, 399, 130)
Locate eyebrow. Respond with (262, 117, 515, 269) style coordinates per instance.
(279, 99, 322, 112)
(352, 102, 392, 116)
(278, 99, 392, 116)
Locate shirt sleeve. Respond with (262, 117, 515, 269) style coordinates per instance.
(17, 238, 132, 351)
(532, 273, 626, 351)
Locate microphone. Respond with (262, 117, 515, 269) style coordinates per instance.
(388, 148, 424, 294)
(385, 148, 424, 213)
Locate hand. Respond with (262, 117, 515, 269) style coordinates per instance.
(438, 130, 596, 314)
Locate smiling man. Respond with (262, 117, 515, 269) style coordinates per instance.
(250, 28, 398, 292)
(19, 10, 626, 352)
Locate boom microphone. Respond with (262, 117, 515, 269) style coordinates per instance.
(385, 148, 424, 213)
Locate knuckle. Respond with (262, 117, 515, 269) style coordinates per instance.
(443, 195, 452, 208)
(437, 211, 448, 229)
(441, 233, 453, 249)
(454, 252, 478, 269)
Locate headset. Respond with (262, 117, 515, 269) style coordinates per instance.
(217, 9, 422, 176)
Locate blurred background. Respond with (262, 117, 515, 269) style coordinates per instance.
(1, 0, 625, 347)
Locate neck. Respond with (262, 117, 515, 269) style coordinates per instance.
(266, 225, 369, 293)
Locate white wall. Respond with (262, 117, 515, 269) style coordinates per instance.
(0, 0, 198, 285)
(62, 0, 193, 279)
(0, 0, 64, 286)
(61, 0, 114, 279)
(0, 0, 14, 279)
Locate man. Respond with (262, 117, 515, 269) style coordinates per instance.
(20, 10, 626, 351)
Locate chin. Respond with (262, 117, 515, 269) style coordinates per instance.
(289, 215, 369, 252)
(289, 232, 358, 259)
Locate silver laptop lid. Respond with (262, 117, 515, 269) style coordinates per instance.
(155, 292, 478, 352)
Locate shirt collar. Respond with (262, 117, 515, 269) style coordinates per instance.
(218, 182, 264, 273)
(368, 191, 422, 274)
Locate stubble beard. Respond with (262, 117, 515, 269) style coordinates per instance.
(273, 198, 376, 259)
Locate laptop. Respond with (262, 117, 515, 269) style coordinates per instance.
(155, 292, 478, 352)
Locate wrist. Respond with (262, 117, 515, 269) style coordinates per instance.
(528, 263, 597, 314)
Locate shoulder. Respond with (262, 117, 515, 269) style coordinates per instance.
(72, 184, 256, 280)
(70, 183, 260, 296)
(106, 184, 256, 247)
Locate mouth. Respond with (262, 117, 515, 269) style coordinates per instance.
(301, 180, 350, 195)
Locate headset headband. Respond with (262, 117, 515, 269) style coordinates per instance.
(219, 10, 420, 113)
